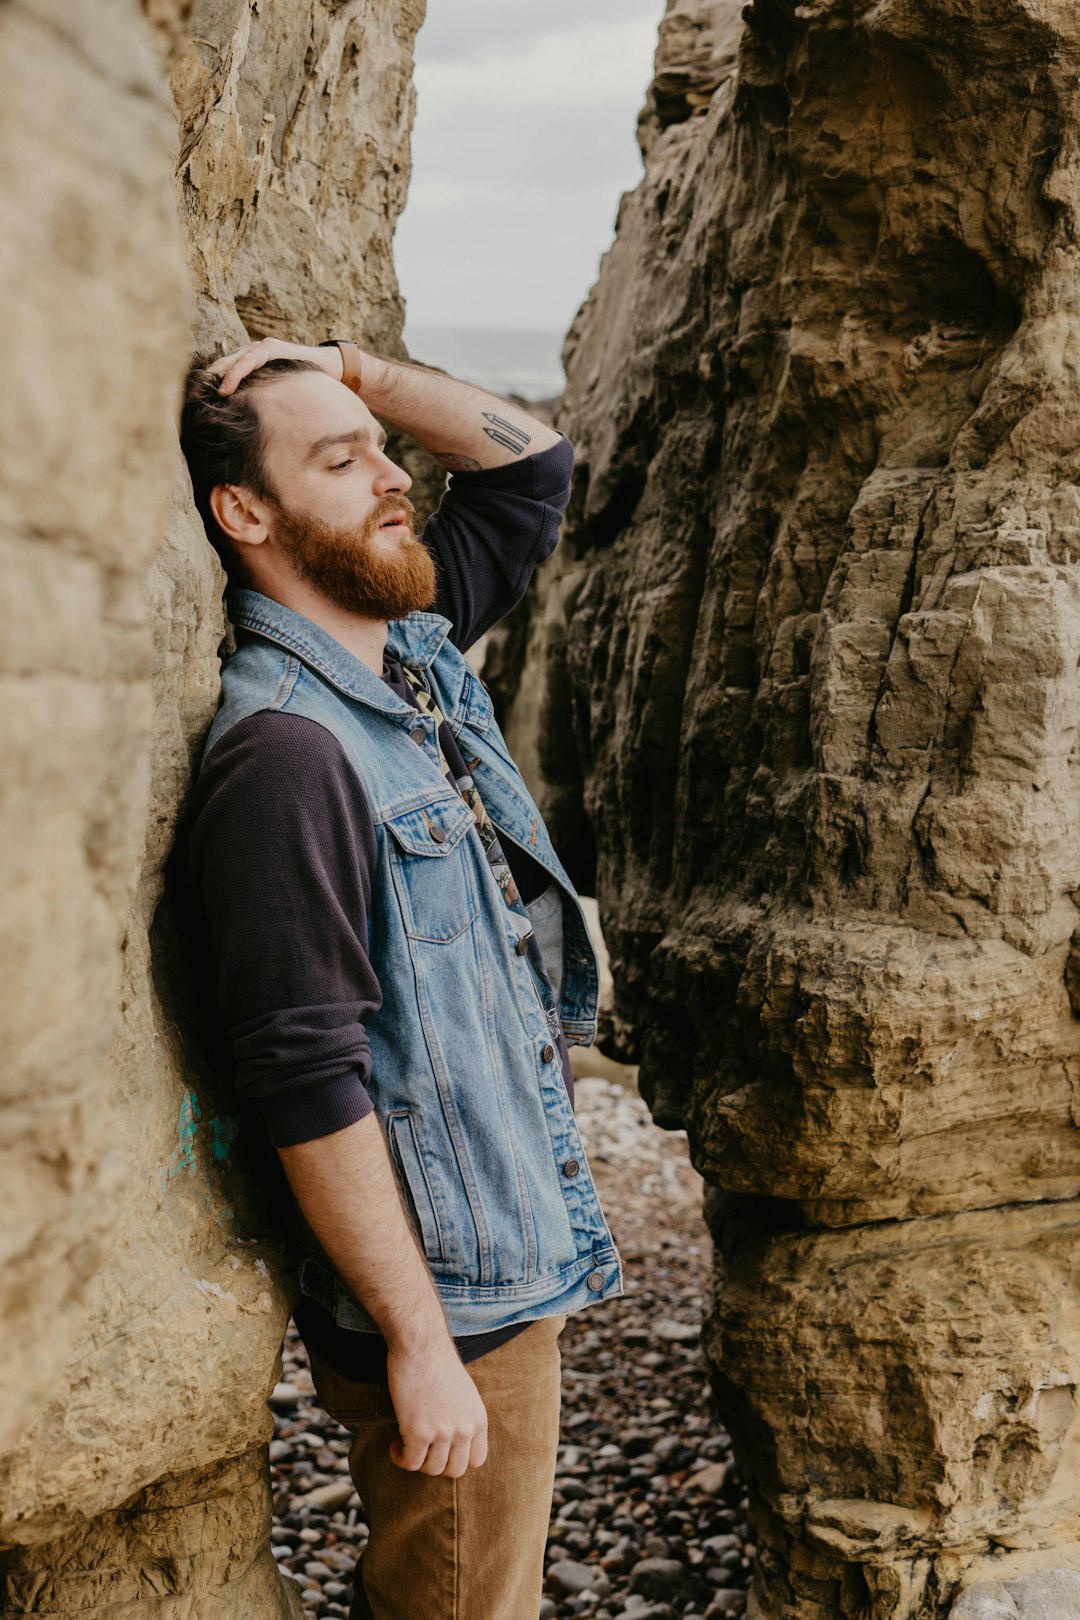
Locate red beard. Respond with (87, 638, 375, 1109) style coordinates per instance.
(267, 489, 437, 621)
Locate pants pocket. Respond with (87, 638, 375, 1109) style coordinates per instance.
(307, 1344, 385, 1428)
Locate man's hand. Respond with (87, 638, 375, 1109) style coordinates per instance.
(387, 1340, 489, 1478)
(206, 336, 344, 396)
(276, 1113, 491, 1479)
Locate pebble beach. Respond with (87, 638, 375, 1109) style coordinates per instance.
(267, 1075, 754, 1620)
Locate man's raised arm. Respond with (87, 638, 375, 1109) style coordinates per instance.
(353, 348, 562, 472)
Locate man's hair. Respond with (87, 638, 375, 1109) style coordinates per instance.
(179, 353, 325, 584)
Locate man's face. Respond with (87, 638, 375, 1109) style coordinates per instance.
(225, 370, 437, 621)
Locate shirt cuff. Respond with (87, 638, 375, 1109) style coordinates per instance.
(446, 431, 573, 499)
(261, 1071, 375, 1149)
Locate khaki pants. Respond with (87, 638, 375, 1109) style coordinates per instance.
(306, 1314, 567, 1620)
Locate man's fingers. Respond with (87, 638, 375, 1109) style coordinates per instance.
(419, 1438, 452, 1477)
(208, 339, 277, 396)
(468, 1425, 489, 1471)
(443, 1437, 474, 1479)
(391, 1430, 431, 1472)
(389, 1425, 486, 1477)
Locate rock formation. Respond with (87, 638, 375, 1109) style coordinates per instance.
(0, 0, 423, 1610)
(495, 0, 1080, 1613)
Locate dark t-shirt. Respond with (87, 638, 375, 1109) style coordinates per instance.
(182, 434, 576, 1380)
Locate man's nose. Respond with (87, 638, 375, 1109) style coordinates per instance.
(374, 455, 412, 495)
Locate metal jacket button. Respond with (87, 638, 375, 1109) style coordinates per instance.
(515, 935, 530, 955)
(563, 1159, 580, 1178)
(409, 726, 426, 745)
(429, 824, 446, 844)
(542, 1042, 555, 1063)
(586, 1269, 605, 1291)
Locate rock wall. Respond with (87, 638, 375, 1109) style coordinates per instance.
(503, 0, 1080, 1613)
(0, 0, 423, 1611)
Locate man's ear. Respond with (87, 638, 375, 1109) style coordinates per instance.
(210, 482, 268, 546)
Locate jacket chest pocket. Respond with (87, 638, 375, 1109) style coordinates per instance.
(383, 791, 481, 943)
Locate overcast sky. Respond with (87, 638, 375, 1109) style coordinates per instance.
(396, 0, 667, 337)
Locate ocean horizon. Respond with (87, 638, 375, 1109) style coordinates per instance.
(403, 323, 567, 403)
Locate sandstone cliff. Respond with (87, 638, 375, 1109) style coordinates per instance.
(498, 0, 1080, 1613)
(0, 0, 423, 1611)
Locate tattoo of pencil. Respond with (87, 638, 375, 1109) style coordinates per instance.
(481, 412, 532, 455)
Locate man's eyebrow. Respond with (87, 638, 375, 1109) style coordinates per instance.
(303, 425, 388, 463)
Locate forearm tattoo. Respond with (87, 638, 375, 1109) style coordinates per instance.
(432, 451, 484, 472)
(481, 411, 532, 455)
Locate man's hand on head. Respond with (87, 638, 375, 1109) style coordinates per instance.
(207, 336, 344, 396)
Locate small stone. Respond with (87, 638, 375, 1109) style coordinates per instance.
(703, 1596, 746, 1616)
(701, 1535, 740, 1557)
(653, 1320, 699, 1345)
(628, 1556, 695, 1601)
(686, 1462, 729, 1495)
(547, 1559, 600, 1595)
(268, 1382, 305, 1411)
(302, 1480, 356, 1511)
(539, 1602, 558, 1620)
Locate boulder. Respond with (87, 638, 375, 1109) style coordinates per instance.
(0, 0, 423, 1610)
(500, 0, 1080, 1611)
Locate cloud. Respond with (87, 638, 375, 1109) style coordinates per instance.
(413, 17, 663, 116)
(395, 0, 666, 332)
(400, 186, 631, 333)
(407, 103, 646, 201)
(413, 0, 667, 64)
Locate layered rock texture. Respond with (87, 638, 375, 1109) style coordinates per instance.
(493, 0, 1080, 1613)
(0, 0, 422, 1611)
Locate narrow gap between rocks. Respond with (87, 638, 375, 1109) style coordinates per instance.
(267, 1018, 755, 1620)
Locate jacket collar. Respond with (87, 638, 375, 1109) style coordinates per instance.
(225, 587, 453, 716)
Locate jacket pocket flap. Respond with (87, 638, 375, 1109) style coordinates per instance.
(382, 793, 476, 857)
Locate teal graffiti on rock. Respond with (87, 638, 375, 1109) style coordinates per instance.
(161, 1090, 202, 1190)
(160, 1091, 239, 1194)
(208, 1113, 239, 1161)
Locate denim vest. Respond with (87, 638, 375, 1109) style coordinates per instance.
(201, 587, 623, 1336)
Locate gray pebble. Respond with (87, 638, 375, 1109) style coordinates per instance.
(548, 1559, 600, 1595)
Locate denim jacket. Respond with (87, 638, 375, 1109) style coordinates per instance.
(201, 587, 623, 1336)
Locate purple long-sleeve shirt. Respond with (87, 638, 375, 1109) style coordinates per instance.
(180, 432, 576, 1376)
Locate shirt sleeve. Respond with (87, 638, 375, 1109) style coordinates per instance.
(421, 431, 574, 653)
(184, 709, 382, 1149)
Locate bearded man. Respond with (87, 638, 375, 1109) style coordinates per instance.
(175, 336, 622, 1620)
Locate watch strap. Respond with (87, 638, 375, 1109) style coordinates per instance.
(317, 339, 363, 394)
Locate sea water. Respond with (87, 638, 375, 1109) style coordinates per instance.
(403, 323, 566, 404)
